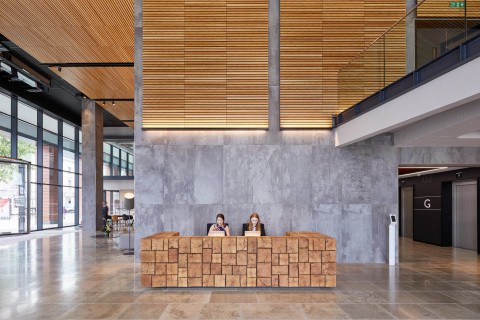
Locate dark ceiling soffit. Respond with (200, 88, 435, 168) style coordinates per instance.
(42, 62, 134, 67)
(94, 98, 134, 101)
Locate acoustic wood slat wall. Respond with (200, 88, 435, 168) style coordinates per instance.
(417, 0, 480, 17)
(281, 0, 405, 128)
(143, 0, 268, 129)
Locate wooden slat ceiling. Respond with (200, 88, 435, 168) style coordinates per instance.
(281, 0, 406, 128)
(0, 0, 134, 126)
(417, 0, 480, 17)
(143, 0, 268, 129)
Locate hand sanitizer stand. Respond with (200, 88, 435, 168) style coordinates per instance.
(389, 214, 398, 266)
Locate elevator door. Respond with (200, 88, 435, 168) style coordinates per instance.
(401, 187, 414, 238)
(453, 180, 477, 251)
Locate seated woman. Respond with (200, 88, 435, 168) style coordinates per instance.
(209, 213, 231, 236)
(242, 212, 266, 236)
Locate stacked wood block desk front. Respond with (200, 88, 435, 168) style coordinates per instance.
(141, 232, 336, 288)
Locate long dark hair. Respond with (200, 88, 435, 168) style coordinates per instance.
(216, 213, 225, 227)
(247, 212, 261, 232)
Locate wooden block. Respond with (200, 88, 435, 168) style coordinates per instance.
(279, 275, 289, 287)
(202, 249, 212, 263)
(289, 263, 299, 278)
(272, 238, 287, 253)
(325, 275, 336, 287)
(287, 238, 298, 253)
(313, 238, 326, 251)
(222, 238, 237, 254)
(178, 254, 188, 268)
(322, 251, 336, 263)
(299, 275, 310, 287)
(257, 263, 271, 278)
(299, 263, 310, 275)
(279, 254, 289, 266)
(155, 251, 168, 263)
(240, 275, 247, 287)
(212, 253, 222, 264)
(188, 278, 202, 287)
(155, 263, 167, 275)
(326, 238, 336, 251)
(214, 275, 226, 287)
(257, 278, 271, 287)
(247, 277, 257, 287)
(188, 263, 202, 278)
(237, 251, 247, 266)
(168, 249, 178, 262)
(322, 263, 336, 275)
(188, 253, 202, 263)
(203, 237, 212, 249)
(141, 251, 155, 263)
(179, 238, 190, 253)
(191, 238, 203, 253)
(247, 253, 256, 267)
(163, 240, 169, 251)
(151, 238, 163, 250)
(168, 238, 179, 249)
(167, 263, 178, 275)
(141, 274, 152, 287)
(299, 248, 309, 262)
(247, 237, 257, 253)
(289, 254, 298, 263)
(212, 238, 222, 254)
(141, 263, 155, 275)
(178, 267, 188, 278)
(258, 237, 272, 248)
(299, 238, 308, 249)
(167, 275, 178, 287)
(152, 275, 166, 287)
(222, 253, 236, 266)
(222, 266, 233, 275)
(311, 275, 325, 287)
(232, 266, 247, 275)
(178, 277, 188, 287)
(226, 275, 240, 287)
(272, 275, 279, 287)
(247, 267, 256, 278)
(272, 265, 289, 275)
(141, 238, 152, 251)
(203, 263, 211, 275)
(203, 275, 215, 287)
(237, 237, 247, 251)
(309, 251, 322, 263)
(272, 253, 279, 266)
(311, 263, 322, 275)
(257, 248, 272, 263)
(211, 263, 222, 275)
(309, 239, 314, 251)
(288, 277, 299, 287)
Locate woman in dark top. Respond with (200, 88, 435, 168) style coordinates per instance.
(209, 213, 230, 236)
(242, 212, 266, 236)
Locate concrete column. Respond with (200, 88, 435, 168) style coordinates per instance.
(406, 0, 417, 73)
(269, 0, 280, 132)
(81, 99, 103, 232)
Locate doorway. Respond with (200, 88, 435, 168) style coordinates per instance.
(453, 180, 478, 251)
(400, 187, 414, 238)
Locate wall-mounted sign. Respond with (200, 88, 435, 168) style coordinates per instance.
(449, 1, 465, 7)
(424, 199, 431, 208)
(414, 196, 441, 211)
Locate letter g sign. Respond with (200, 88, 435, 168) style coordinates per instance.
(424, 199, 431, 209)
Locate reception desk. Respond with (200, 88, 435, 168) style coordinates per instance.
(140, 231, 336, 288)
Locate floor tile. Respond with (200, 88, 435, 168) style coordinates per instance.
(239, 303, 305, 319)
(303, 303, 350, 319)
(422, 303, 480, 319)
(378, 303, 441, 319)
(339, 304, 395, 319)
(117, 303, 167, 319)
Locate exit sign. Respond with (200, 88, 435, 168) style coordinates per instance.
(450, 1, 465, 7)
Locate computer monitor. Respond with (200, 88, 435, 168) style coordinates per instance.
(208, 230, 225, 237)
(244, 231, 261, 237)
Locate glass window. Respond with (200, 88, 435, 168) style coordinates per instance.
(0, 93, 11, 115)
(42, 144, 58, 169)
(79, 131, 82, 143)
(112, 156, 120, 176)
(18, 120, 37, 138)
(42, 184, 58, 228)
(103, 142, 111, 154)
(29, 183, 37, 231)
(63, 123, 75, 140)
(42, 167, 59, 185)
(18, 102, 37, 125)
(18, 136, 37, 183)
(43, 130, 58, 145)
(63, 186, 76, 226)
(43, 114, 58, 133)
(112, 147, 119, 158)
(103, 153, 111, 176)
(0, 113, 11, 130)
(0, 130, 11, 157)
(63, 138, 75, 152)
(63, 149, 75, 173)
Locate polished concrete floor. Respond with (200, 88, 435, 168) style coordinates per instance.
(0, 229, 479, 319)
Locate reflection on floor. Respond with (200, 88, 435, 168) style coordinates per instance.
(0, 232, 478, 319)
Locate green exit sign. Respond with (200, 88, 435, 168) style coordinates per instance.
(450, 1, 465, 7)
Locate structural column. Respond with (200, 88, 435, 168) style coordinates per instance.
(269, 0, 280, 132)
(81, 99, 103, 232)
(406, 0, 417, 73)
